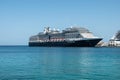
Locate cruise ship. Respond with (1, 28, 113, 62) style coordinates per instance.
(29, 27, 102, 47)
(108, 30, 120, 47)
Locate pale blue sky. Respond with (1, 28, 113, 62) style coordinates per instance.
(0, 0, 120, 45)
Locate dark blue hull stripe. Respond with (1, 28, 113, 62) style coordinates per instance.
(29, 39, 102, 47)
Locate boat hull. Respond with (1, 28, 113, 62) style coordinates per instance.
(29, 38, 102, 47)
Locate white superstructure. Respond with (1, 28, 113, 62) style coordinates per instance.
(108, 30, 120, 47)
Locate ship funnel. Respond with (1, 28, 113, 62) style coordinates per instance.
(44, 27, 50, 34)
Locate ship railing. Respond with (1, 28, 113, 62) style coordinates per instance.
(30, 38, 65, 43)
(65, 37, 100, 41)
(65, 38, 83, 41)
(49, 38, 65, 42)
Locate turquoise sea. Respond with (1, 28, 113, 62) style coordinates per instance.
(0, 46, 120, 80)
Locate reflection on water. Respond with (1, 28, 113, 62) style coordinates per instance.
(0, 46, 120, 80)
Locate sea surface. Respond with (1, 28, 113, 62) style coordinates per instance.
(0, 46, 120, 80)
